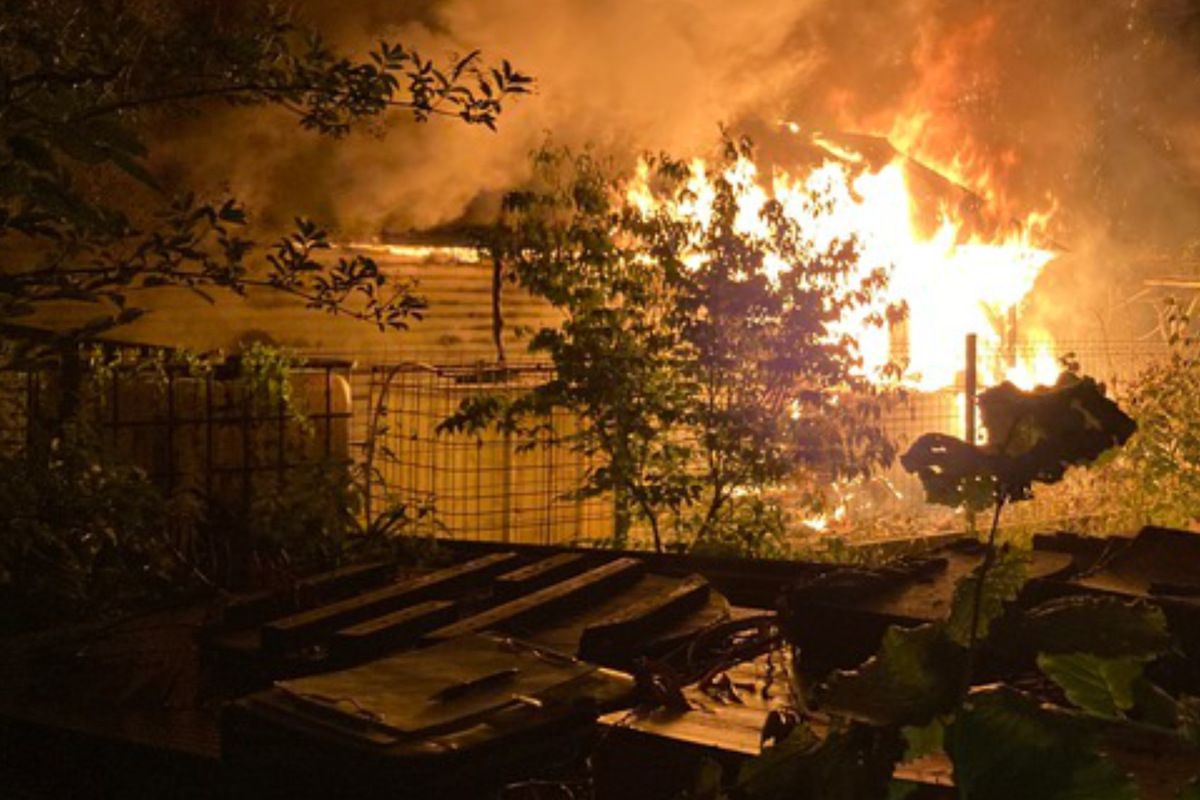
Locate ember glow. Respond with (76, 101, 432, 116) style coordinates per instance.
(628, 128, 1060, 392)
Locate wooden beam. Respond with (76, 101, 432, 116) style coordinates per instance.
(328, 600, 458, 663)
(261, 552, 521, 654)
(578, 575, 711, 665)
(222, 561, 395, 628)
(493, 553, 591, 600)
(427, 558, 644, 641)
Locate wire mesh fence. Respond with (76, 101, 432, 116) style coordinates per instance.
(0, 334, 1178, 552)
(0, 348, 354, 521)
(354, 362, 613, 544)
(841, 336, 1176, 541)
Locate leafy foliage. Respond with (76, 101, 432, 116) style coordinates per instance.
(900, 718, 946, 761)
(817, 624, 967, 727)
(0, 419, 197, 632)
(442, 142, 895, 550)
(731, 723, 905, 800)
(0, 0, 522, 621)
(0, 343, 443, 628)
(0, 0, 529, 349)
(946, 547, 1029, 647)
(1078, 344, 1200, 530)
(1036, 652, 1147, 719)
(945, 687, 1137, 800)
(901, 373, 1136, 508)
(735, 558, 1196, 800)
(247, 456, 438, 576)
(237, 347, 439, 578)
(737, 372, 1193, 800)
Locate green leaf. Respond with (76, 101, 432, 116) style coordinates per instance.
(736, 724, 821, 800)
(946, 688, 1138, 800)
(1132, 679, 1186, 732)
(901, 719, 945, 761)
(818, 624, 966, 727)
(734, 723, 904, 800)
(1178, 777, 1200, 800)
(1037, 652, 1145, 718)
(946, 548, 1029, 647)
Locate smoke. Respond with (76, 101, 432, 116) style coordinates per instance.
(158, 0, 821, 233)
(158, 0, 1200, 268)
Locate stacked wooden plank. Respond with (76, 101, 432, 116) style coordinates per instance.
(204, 550, 732, 688)
(217, 549, 737, 797)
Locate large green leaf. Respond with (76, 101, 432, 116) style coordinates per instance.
(733, 723, 904, 800)
(818, 623, 966, 726)
(1037, 652, 1145, 719)
(946, 688, 1137, 800)
(946, 547, 1029, 647)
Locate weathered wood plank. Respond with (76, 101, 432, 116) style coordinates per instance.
(261, 552, 521, 654)
(577, 575, 711, 665)
(493, 553, 592, 600)
(222, 561, 396, 628)
(427, 558, 645, 641)
(328, 600, 458, 663)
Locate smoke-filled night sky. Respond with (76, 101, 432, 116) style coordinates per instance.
(158, 0, 1200, 264)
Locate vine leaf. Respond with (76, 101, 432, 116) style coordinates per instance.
(817, 624, 966, 727)
(733, 723, 904, 800)
(946, 687, 1137, 800)
(1037, 653, 1146, 719)
(901, 718, 946, 761)
(946, 548, 1029, 647)
(901, 373, 1136, 507)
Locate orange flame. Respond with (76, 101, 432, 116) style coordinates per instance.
(627, 130, 1059, 392)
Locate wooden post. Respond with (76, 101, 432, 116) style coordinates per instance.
(1006, 307, 1019, 372)
(965, 333, 978, 446)
(965, 333, 978, 535)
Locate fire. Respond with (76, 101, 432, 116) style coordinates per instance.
(627, 129, 1058, 392)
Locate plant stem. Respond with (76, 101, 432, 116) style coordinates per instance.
(964, 494, 1005, 695)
